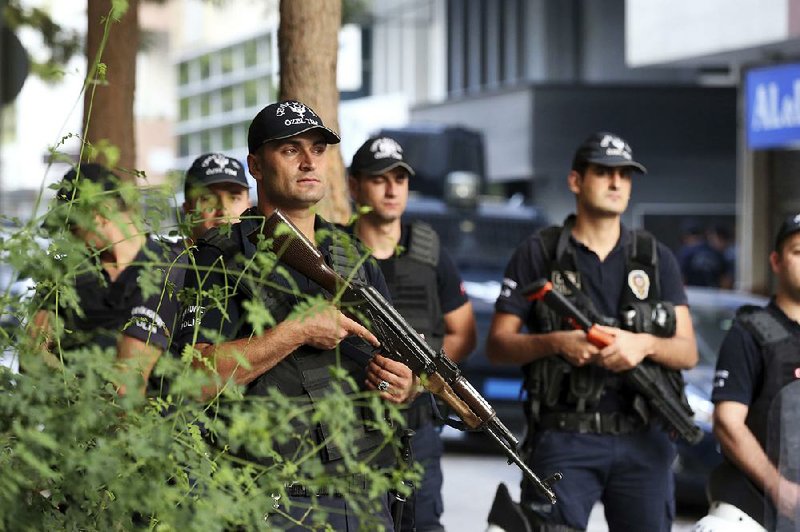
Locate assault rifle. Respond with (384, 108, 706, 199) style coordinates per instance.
(257, 210, 562, 504)
(522, 279, 703, 445)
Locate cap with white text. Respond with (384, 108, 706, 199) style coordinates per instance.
(247, 100, 340, 153)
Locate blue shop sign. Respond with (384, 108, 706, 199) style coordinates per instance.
(745, 63, 800, 150)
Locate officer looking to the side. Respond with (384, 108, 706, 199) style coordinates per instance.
(182, 152, 251, 243)
(348, 136, 478, 531)
(32, 163, 185, 395)
(175, 100, 415, 531)
(702, 213, 800, 530)
(486, 132, 698, 531)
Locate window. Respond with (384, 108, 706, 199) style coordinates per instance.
(264, 76, 278, 101)
(244, 39, 258, 67)
(221, 87, 234, 113)
(179, 135, 190, 157)
(199, 55, 210, 80)
(236, 123, 248, 148)
(220, 48, 234, 75)
(221, 125, 234, 150)
(244, 79, 259, 108)
(258, 35, 272, 67)
(200, 94, 211, 117)
(179, 62, 190, 85)
(179, 98, 190, 121)
(200, 131, 211, 153)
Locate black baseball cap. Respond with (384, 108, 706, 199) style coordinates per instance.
(185, 153, 249, 195)
(572, 132, 647, 174)
(349, 136, 416, 176)
(774, 213, 800, 251)
(247, 99, 340, 153)
(56, 163, 121, 203)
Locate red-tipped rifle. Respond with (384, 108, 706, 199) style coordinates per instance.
(522, 279, 703, 445)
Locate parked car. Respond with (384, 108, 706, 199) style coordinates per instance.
(444, 280, 768, 510)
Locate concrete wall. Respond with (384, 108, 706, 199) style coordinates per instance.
(411, 85, 737, 228)
(626, 0, 796, 67)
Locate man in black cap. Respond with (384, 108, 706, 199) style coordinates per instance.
(701, 213, 800, 530)
(32, 163, 185, 396)
(182, 153, 251, 242)
(176, 100, 415, 530)
(487, 132, 697, 531)
(348, 136, 477, 531)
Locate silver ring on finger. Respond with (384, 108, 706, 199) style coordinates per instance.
(377, 380, 390, 392)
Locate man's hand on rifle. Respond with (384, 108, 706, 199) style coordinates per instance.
(553, 329, 600, 367)
(290, 303, 380, 351)
(365, 354, 416, 404)
(594, 325, 652, 372)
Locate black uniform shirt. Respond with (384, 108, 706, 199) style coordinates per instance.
(376, 224, 469, 315)
(712, 300, 800, 405)
(47, 236, 185, 352)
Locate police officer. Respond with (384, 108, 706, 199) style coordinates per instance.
(33, 163, 185, 395)
(486, 132, 698, 531)
(175, 100, 415, 531)
(703, 213, 800, 530)
(677, 224, 730, 288)
(348, 135, 477, 531)
(182, 152, 251, 243)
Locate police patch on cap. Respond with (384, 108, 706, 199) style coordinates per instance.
(247, 99, 340, 153)
(185, 153, 249, 197)
(349, 136, 416, 176)
(572, 131, 647, 174)
(628, 269, 651, 300)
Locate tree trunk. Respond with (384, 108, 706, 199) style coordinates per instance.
(278, 0, 349, 223)
(83, 0, 138, 179)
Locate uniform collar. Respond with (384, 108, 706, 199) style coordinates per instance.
(569, 222, 630, 257)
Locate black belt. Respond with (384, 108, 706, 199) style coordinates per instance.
(285, 474, 368, 498)
(538, 412, 644, 435)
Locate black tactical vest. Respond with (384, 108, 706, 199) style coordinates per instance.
(377, 222, 445, 428)
(524, 215, 666, 422)
(379, 222, 444, 352)
(737, 305, 800, 461)
(196, 214, 392, 467)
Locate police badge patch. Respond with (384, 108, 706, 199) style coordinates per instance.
(627, 269, 650, 300)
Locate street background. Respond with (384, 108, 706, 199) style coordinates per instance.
(441, 453, 698, 531)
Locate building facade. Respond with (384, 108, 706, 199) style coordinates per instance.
(626, 0, 800, 291)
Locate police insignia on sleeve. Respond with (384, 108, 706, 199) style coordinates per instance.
(627, 269, 650, 300)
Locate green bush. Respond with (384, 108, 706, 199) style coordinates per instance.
(0, 171, 415, 532)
